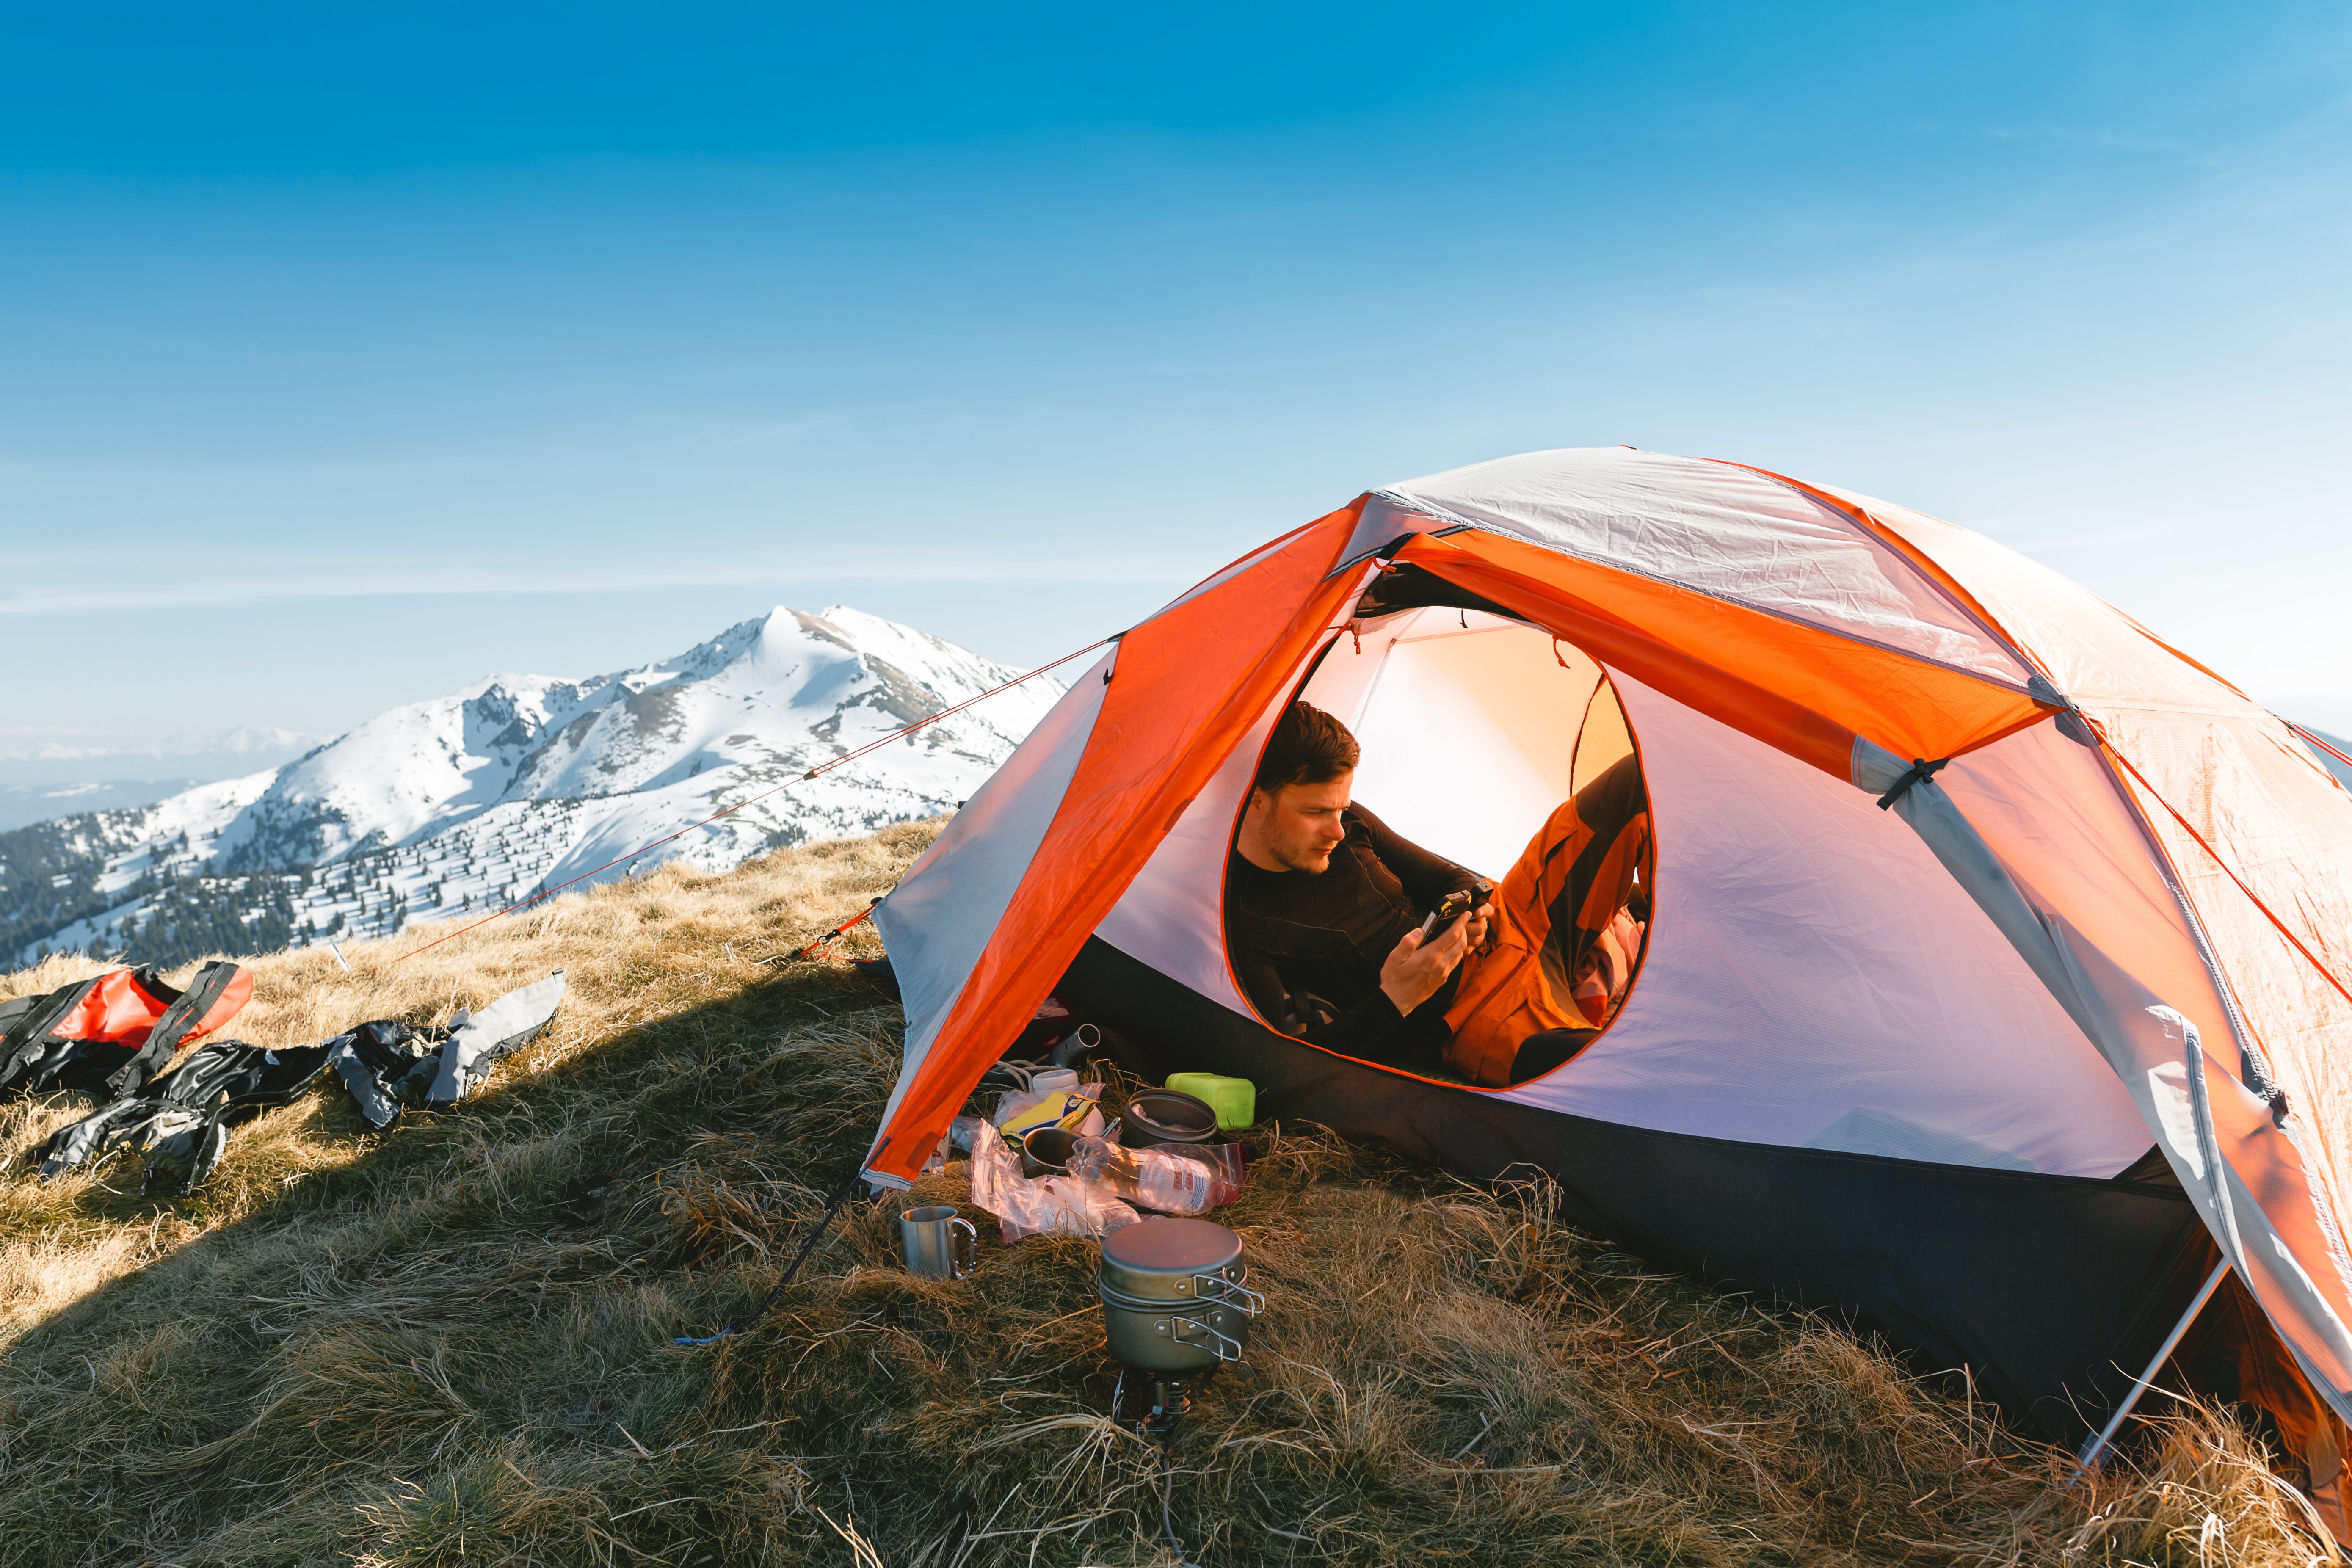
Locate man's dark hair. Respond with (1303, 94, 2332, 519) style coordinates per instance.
(1253, 702, 1360, 794)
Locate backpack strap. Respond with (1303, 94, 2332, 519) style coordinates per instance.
(103, 961, 254, 1098)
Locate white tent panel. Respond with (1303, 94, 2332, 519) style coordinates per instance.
(1936, 719, 2240, 1064)
(1355, 447, 2035, 688)
(870, 646, 1118, 1168)
(1824, 485, 2231, 714)
(1322, 613, 1597, 879)
(1846, 736, 2352, 1398)
(1501, 671, 2152, 1178)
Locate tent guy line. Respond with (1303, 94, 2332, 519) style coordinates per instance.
(377, 635, 1114, 970)
(2102, 737, 2352, 1019)
(2294, 723, 2352, 774)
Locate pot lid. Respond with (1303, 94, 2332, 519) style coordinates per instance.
(1099, 1217, 1243, 1300)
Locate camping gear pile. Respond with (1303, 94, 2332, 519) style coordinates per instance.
(891, 1021, 1262, 1568)
(6, 963, 566, 1192)
(0, 961, 254, 1101)
(946, 1032, 1252, 1242)
(855, 444, 2352, 1523)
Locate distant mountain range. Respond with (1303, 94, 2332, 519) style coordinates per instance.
(0, 607, 1063, 969)
(0, 780, 208, 834)
(0, 726, 328, 831)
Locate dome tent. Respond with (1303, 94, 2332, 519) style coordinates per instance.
(859, 447, 2352, 1495)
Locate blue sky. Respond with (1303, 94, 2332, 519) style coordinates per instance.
(4, 1, 2349, 766)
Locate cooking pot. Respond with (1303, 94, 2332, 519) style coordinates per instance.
(1119, 1088, 1219, 1149)
(1097, 1217, 1263, 1372)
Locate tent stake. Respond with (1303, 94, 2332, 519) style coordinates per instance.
(2073, 1258, 2231, 1477)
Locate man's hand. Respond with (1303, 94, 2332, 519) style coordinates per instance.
(1380, 907, 1483, 1016)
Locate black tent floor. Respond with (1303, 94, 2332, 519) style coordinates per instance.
(1056, 935, 2208, 1445)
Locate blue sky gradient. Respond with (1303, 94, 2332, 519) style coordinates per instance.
(4, 3, 2349, 759)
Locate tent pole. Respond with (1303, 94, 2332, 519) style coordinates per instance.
(2073, 1258, 2231, 1476)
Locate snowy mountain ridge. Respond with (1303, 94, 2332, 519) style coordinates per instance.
(3, 606, 1064, 967)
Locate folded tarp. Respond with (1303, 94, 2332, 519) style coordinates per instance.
(426, 970, 567, 1107)
(330, 969, 566, 1126)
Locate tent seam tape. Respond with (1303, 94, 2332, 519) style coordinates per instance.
(1719, 461, 2050, 682)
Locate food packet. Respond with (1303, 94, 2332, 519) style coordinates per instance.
(993, 1082, 1103, 1138)
(967, 1119, 1140, 1242)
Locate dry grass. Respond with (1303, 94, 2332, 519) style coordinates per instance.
(0, 818, 2335, 1566)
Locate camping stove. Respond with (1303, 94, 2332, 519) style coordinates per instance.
(1097, 1217, 1263, 1435)
(1112, 1366, 1204, 1438)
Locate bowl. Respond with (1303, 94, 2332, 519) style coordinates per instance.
(1119, 1088, 1220, 1148)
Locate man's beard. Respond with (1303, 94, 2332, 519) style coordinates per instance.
(1276, 842, 1335, 874)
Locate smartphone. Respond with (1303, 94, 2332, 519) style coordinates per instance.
(1419, 884, 1482, 938)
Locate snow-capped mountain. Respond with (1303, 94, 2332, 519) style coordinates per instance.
(3, 607, 1064, 967)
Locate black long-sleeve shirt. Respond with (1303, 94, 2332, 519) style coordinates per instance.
(1224, 804, 1480, 1066)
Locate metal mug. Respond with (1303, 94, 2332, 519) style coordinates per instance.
(900, 1204, 978, 1280)
(1021, 1124, 1081, 1178)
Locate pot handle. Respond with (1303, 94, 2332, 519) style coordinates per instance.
(1171, 1314, 1247, 1363)
(950, 1216, 979, 1279)
(1193, 1274, 1264, 1316)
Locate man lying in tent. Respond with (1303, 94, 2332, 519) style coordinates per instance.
(1226, 701, 1651, 1085)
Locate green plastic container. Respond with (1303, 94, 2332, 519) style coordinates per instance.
(1163, 1071, 1256, 1131)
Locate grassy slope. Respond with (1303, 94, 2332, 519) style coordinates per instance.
(0, 821, 2333, 1567)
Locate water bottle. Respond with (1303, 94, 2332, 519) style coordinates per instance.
(1067, 1135, 1236, 1215)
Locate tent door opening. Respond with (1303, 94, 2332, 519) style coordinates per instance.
(1225, 597, 1656, 1087)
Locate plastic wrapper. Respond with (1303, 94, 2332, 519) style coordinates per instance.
(967, 1119, 1140, 1241)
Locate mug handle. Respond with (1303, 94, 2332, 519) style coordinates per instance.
(950, 1216, 979, 1279)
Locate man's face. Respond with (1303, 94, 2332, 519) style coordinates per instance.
(1247, 772, 1353, 873)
